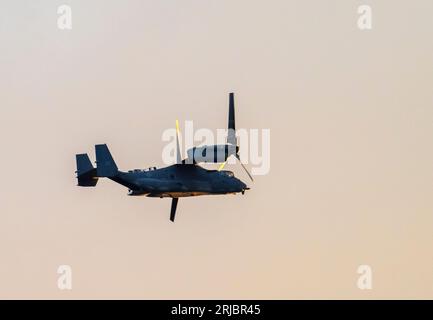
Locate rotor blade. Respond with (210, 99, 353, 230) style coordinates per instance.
(218, 161, 227, 171)
(227, 92, 237, 146)
(175, 120, 182, 164)
(228, 93, 235, 131)
(170, 198, 179, 222)
(235, 154, 254, 182)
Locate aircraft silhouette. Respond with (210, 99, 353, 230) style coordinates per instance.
(75, 93, 251, 222)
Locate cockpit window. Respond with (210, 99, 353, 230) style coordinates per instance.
(221, 171, 234, 177)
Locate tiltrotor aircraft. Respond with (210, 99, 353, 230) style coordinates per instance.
(75, 93, 252, 222)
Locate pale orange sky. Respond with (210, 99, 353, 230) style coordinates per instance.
(0, 0, 432, 299)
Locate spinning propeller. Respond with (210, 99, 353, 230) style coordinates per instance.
(216, 93, 253, 182)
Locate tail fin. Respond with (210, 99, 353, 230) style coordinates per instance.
(227, 92, 237, 146)
(95, 144, 118, 177)
(75, 154, 98, 186)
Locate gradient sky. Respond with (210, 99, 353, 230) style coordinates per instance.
(0, 0, 432, 299)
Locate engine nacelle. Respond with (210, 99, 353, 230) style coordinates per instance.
(186, 144, 238, 163)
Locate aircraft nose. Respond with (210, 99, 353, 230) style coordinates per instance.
(238, 179, 247, 190)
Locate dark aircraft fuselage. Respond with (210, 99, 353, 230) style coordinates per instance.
(111, 164, 247, 198)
